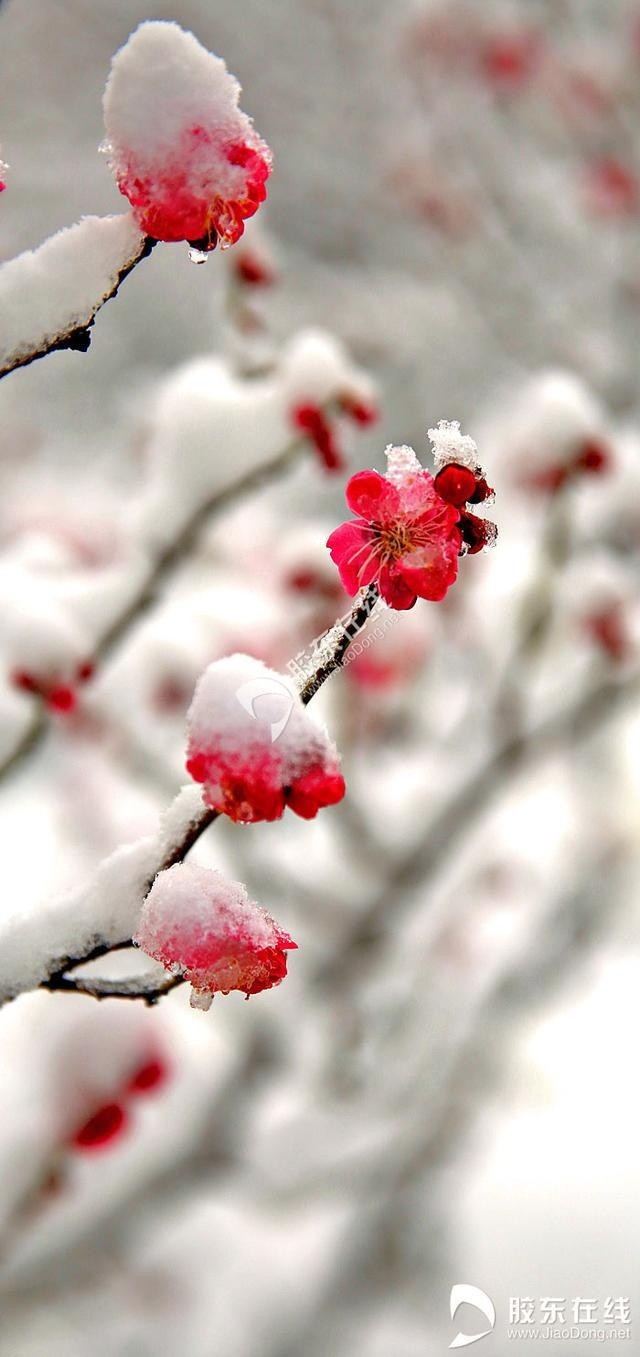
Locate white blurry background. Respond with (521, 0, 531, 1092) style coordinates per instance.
(1, 0, 640, 1353)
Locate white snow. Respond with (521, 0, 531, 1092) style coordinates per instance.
(0, 783, 206, 1006)
(136, 861, 277, 959)
(0, 213, 145, 375)
(135, 861, 292, 1009)
(187, 652, 339, 776)
(493, 369, 608, 474)
(427, 418, 480, 471)
(0, 530, 152, 712)
(103, 21, 271, 228)
(384, 443, 424, 487)
(128, 328, 376, 551)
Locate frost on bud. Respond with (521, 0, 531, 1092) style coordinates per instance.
(428, 419, 480, 473)
(103, 21, 272, 250)
(186, 654, 346, 822)
(135, 862, 297, 1008)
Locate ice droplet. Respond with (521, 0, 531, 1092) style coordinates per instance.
(189, 987, 213, 1010)
(188, 246, 210, 265)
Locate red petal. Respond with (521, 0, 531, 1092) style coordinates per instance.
(378, 563, 417, 610)
(287, 767, 346, 819)
(399, 543, 459, 601)
(345, 470, 389, 518)
(326, 521, 379, 595)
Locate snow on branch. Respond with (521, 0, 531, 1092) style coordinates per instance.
(0, 587, 379, 1009)
(0, 784, 212, 1007)
(0, 330, 376, 781)
(0, 214, 152, 380)
(0, 18, 275, 382)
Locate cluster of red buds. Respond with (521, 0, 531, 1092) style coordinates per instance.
(290, 393, 378, 473)
(10, 661, 95, 714)
(433, 461, 496, 555)
(524, 437, 611, 494)
(70, 1055, 168, 1153)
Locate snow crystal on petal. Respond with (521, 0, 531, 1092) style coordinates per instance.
(385, 444, 423, 488)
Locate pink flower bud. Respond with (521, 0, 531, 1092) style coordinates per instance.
(103, 22, 272, 249)
(186, 654, 345, 823)
(135, 862, 297, 1007)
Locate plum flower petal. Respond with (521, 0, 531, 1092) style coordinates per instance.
(328, 443, 463, 610)
(135, 863, 296, 1009)
(103, 21, 272, 249)
(186, 654, 345, 823)
(398, 540, 461, 601)
(345, 469, 393, 518)
(325, 521, 380, 593)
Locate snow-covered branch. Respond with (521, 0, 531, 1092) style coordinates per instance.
(0, 586, 379, 1009)
(0, 215, 153, 380)
(0, 351, 372, 783)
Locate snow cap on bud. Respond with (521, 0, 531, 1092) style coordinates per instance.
(135, 862, 297, 1009)
(103, 21, 272, 249)
(495, 370, 612, 492)
(186, 653, 345, 822)
(281, 330, 377, 427)
(428, 419, 480, 472)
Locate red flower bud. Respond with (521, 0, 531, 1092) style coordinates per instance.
(291, 403, 344, 472)
(434, 462, 478, 507)
(72, 1102, 127, 1151)
(45, 684, 77, 714)
(127, 1058, 168, 1095)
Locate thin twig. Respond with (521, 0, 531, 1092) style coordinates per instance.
(318, 660, 640, 989)
(0, 427, 318, 785)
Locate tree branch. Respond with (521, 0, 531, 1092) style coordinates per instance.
(0, 225, 155, 381)
(319, 660, 640, 990)
(32, 586, 380, 1003)
(0, 425, 323, 785)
